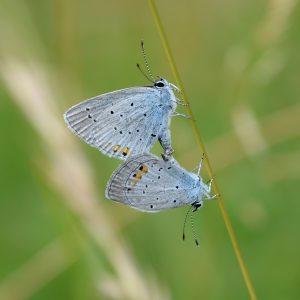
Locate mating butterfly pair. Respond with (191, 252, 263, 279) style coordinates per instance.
(64, 76, 216, 214)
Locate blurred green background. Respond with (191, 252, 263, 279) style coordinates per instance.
(0, 0, 299, 299)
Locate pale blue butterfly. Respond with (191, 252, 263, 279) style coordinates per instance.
(105, 152, 217, 212)
(63, 42, 187, 160)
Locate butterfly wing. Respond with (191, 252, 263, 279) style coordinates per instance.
(64, 87, 166, 160)
(105, 153, 199, 212)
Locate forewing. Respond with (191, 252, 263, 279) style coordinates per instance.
(64, 87, 164, 160)
(105, 153, 198, 212)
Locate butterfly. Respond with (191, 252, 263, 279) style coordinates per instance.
(105, 152, 217, 212)
(63, 77, 188, 160)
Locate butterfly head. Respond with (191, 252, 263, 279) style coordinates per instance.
(154, 78, 169, 89)
(154, 78, 180, 93)
(192, 200, 203, 212)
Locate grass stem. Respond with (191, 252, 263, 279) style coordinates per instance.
(148, 1, 257, 299)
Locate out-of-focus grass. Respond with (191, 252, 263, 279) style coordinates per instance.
(0, 1, 299, 299)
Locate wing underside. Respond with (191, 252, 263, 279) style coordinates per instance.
(106, 153, 198, 212)
(64, 88, 164, 160)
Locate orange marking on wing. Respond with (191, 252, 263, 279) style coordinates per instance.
(113, 144, 121, 152)
(134, 171, 143, 180)
(139, 164, 148, 173)
(131, 170, 143, 185)
(122, 147, 130, 157)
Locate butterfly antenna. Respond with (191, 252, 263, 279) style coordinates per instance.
(190, 211, 200, 247)
(136, 63, 155, 84)
(182, 205, 193, 241)
(140, 40, 155, 81)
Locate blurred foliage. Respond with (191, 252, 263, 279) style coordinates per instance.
(0, 0, 300, 299)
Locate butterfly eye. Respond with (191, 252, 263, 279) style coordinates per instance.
(154, 81, 165, 88)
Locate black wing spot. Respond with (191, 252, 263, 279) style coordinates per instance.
(131, 102, 134, 106)
(150, 205, 153, 209)
(167, 167, 172, 170)
(143, 190, 145, 194)
(88, 114, 92, 118)
(158, 168, 163, 171)
(137, 129, 140, 132)
(119, 131, 123, 134)
(110, 111, 114, 114)
(93, 119, 97, 123)
(129, 131, 132, 134)
(158, 176, 161, 179)
(86, 107, 90, 111)
(156, 197, 159, 200)
(144, 113, 147, 117)
(140, 138, 142, 141)
(145, 184, 148, 188)
(151, 134, 157, 137)
(176, 186, 179, 189)
(120, 114, 123, 117)
(173, 200, 177, 203)
(114, 127, 117, 130)
(127, 188, 132, 191)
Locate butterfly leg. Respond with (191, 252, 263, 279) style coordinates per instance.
(207, 193, 219, 200)
(172, 112, 192, 119)
(175, 97, 188, 106)
(204, 178, 218, 199)
(206, 178, 214, 193)
(175, 101, 188, 106)
(159, 128, 174, 161)
(197, 153, 205, 176)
